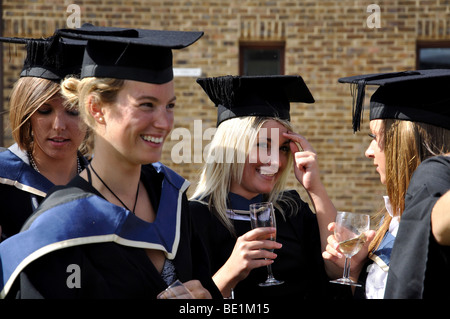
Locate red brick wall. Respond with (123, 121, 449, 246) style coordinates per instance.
(3, 0, 450, 214)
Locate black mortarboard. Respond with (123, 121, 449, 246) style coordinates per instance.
(339, 69, 450, 132)
(54, 24, 204, 84)
(196, 75, 315, 126)
(0, 36, 85, 81)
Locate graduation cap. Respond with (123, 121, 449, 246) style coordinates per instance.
(54, 23, 204, 84)
(338, 69, 450, 132)
(0, 35, 85, 81)
(196, 75, 315, 126)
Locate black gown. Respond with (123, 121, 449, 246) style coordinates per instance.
(384, 155, 450, 298)
(190, 190, 349, 299)
(0, 163, 221, 299)
(0, 144, 89, 241)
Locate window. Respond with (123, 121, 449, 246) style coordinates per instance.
(239, 41, 285, 75)
(417, 41, 450, 69)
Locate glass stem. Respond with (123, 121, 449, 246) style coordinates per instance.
(343, 257, 351, 279)
(266, 263, 275, 279)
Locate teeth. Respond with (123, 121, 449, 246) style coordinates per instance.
(261, 173, 275, 177)
(258, 167, 277, 176)
(142, 135, 163, 144)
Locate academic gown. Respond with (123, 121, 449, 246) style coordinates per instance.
(190, 190, 349, 299)
(384, 155, 450, 299)
(0, 144, 89, 241)
(0, 162, 221, 299)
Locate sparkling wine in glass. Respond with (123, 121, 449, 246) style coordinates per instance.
(249, 202, 284, 287)
(330, 211, 370, 287)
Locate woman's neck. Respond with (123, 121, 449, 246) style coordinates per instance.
(30, 151, 80, 185)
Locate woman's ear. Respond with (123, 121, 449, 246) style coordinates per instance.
(87, 95, 105, 124)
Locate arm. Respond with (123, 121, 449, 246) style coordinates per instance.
(431, 190, 450, 246)
(212, 227, 281, 298)
(283, 132, 337, 275)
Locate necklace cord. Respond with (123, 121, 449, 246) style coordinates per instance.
(89, 163, 140, 214)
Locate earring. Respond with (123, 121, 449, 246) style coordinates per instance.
(98, 117, 104, 123)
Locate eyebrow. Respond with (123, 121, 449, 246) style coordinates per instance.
(258, 137, 291, 145)
(136, 95, 177, 103)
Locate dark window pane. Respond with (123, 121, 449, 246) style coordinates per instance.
(243, 48, 281, 75)
(418, 48, 450, 69)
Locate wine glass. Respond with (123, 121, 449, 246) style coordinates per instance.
(330, 211, 370, 287)
(249, 202, 284, 287)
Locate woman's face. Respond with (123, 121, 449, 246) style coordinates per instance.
(30, 93, 86, 162)
(365, 119, 386, 184)
(99, 80, 175, 165)
(230, 120, 291, 199)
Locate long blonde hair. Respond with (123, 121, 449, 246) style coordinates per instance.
(191, 116, 296, 234)
(369, 119, 450, 255)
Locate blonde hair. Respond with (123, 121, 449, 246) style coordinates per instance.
(9, 77, 61, 151)
(191, 116, 297, 234)
(61, 76, 125, 152)
(369, 119, 450, 255)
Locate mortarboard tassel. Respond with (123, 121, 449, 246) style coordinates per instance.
(351, 79, 366, 132)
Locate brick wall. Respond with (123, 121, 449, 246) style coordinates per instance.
(3, 0, 450, 215)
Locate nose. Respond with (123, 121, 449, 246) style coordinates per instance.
(260, 147, 280, 172)
(365, 141, 375, 158)
(153, 107, 173, 131)
(268, 151, 280, 170)
(52, 111, 67, 132)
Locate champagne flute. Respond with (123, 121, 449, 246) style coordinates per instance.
(249, 202, 284, 287)
(330, 211, 370, 287)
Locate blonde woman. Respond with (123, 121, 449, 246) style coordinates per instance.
(325, 70, 450, 298)
(0, 25, 221, 299)
(0, 37, 88, 242)
(190, 75, 342, 299)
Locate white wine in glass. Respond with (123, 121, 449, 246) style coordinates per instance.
(249, 202, 284, 287)
(330, 211, 370, 287)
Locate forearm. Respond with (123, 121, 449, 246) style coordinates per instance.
(212, 266, 239, 298)
(307, 181, 337, 252)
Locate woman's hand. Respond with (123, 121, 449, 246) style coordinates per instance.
(322, 222, 376, 279)
(183, 280, 212, 299)
(283, 131, 321, 192)
(212, 227, 282, 297)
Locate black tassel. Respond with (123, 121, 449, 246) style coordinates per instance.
(351, 79, 366, 132)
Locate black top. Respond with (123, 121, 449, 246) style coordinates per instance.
(5, 164, 221, 299)
(0, 146, 88, 242)
(190, 190, 350, 299)
(384, 155, 450, 299)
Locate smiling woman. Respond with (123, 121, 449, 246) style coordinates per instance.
(0, 24, 222, 300)
(189, 75, 342, 299)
